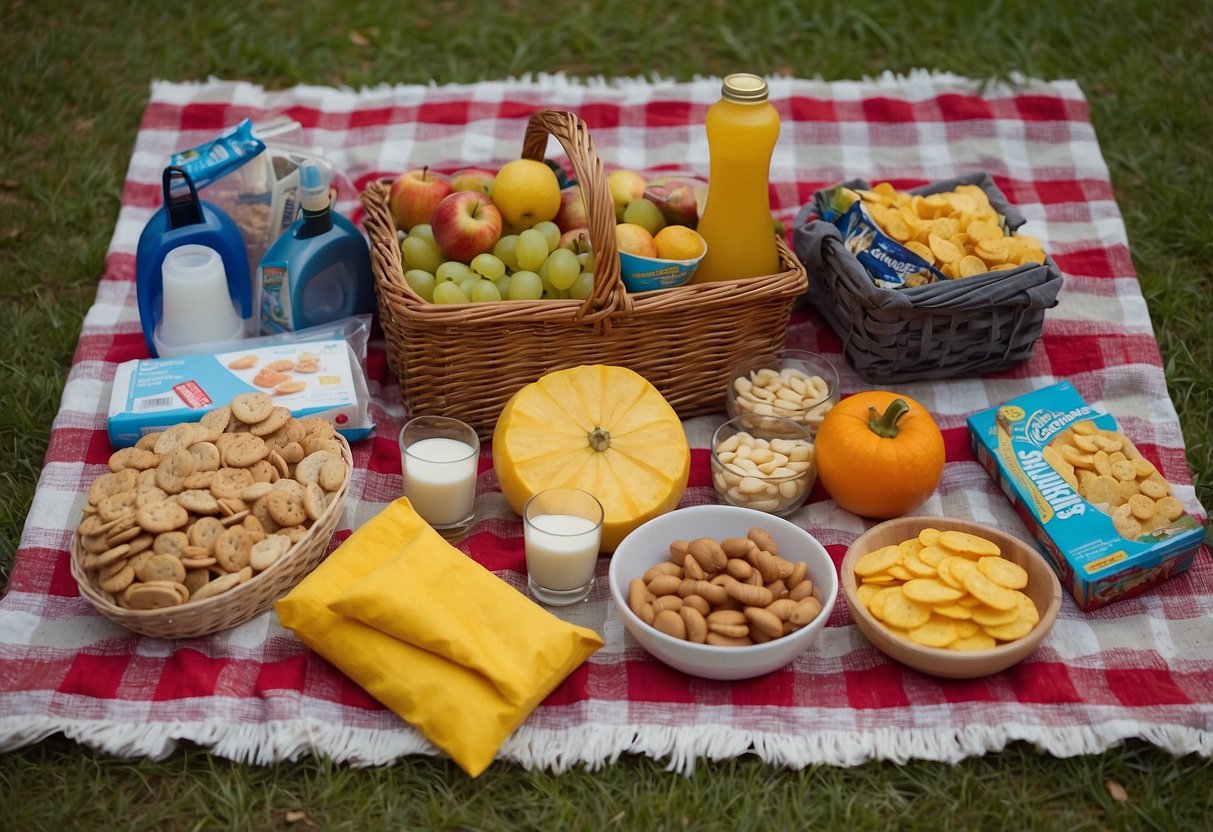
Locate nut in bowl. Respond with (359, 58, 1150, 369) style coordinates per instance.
(841, 516, 1062, 679)
(711, 414, 816, 517)
(608, 504, 839, 681)
(726, 349, 840, 435)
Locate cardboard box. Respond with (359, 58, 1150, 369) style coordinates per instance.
(108, 338, 373, 448)
(967, 381, 1204, 610)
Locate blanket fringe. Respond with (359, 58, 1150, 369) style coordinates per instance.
(4, 713, 1211, 774)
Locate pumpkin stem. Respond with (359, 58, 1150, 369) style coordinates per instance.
(588, 426, 611, 452)
(868, 398, 911, 439)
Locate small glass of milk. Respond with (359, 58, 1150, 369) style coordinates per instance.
(523, 488, 604, 606)
(399, 416, 480, 540)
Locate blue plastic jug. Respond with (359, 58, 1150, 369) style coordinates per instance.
(135, 166, 253, 356)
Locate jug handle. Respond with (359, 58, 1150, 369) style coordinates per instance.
(163, 166, 204, 229)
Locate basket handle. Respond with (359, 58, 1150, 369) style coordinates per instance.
(520, 110, 628, 319)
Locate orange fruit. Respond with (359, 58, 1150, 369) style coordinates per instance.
(654, 225, 705, 261)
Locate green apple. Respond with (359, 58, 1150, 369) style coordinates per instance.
(623, 198, 666, 236)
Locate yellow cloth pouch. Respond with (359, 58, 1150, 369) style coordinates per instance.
(275, 497, 603, 777)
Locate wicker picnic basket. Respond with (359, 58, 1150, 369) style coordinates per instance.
(70, 436, 352, 640)
(361, 109, 808, 438)
(792, 173, 1063, 384)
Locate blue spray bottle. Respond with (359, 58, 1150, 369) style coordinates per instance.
(258, 159, 375, 333)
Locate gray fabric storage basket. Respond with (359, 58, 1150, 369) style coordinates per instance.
(792, 172, 1063, 383)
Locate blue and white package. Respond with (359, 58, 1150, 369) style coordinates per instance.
(107, 339, 373, 448)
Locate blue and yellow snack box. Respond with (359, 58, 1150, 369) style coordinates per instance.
(967, 381, 1205, 610)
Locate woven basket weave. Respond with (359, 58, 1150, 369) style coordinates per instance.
(793, 173, 1063, 384)
(361, 109, 808, 438)
(70, 435, 352, 640)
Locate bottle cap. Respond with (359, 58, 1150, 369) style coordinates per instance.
(298, 158, 333, 212)
(721, 73, 769, 103)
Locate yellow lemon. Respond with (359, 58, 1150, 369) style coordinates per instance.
(491, 159, 561, 229)
(653, 225, 705, 261)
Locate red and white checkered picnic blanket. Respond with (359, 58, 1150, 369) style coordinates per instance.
(3, 74, 1211, 773)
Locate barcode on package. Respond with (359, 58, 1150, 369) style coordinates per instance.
(134, 395, 177, 412)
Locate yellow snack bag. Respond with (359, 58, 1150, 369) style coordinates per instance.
(276, 497, 603, 777)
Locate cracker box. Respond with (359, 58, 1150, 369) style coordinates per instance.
(108, 339, 373, 448)
(967, 381, 1205, 610)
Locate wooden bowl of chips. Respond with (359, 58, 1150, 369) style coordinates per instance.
(841, 516, 1062, 679)
(69, 394, 354, 640)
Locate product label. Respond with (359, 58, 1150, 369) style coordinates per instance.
(259, 263, 293, 332)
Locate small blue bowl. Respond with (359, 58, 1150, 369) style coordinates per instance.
(618, 246, 706, 293)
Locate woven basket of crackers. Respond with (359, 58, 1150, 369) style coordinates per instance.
(70, 392, 353, 639)
(792, 172, 1063, 383)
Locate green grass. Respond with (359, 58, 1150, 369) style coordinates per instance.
(3, 0, 1213, 827)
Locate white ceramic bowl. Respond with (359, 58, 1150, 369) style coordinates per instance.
(608, 504, 839, 680)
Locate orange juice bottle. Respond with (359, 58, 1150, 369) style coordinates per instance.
(691, 73, 782, 284)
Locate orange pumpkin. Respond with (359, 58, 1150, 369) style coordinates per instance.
(814, 391, 945, 519)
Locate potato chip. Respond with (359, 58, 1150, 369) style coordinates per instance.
(884, 214, 912, 242)
(945, 192, 978, 214)
(976, 556, 1028, 589)
(887, 564, 914, 582)
(932, 602, 973, 620)
(1070, 420, 1098, 436)
(928, 233, 962, 265)
(982, 614, 1035, 642)
(868, 585, 902, 620)
(917, 527, 942, 547)
(1060, 444, 1095, 470)
(1092, 450, 1112, 477)
(856, 583, 883, 607)
(962, 569, 1017, 611)
(975, 238, 1010, 264)
(908, 615, 958, 648)
(954, 620, 981, 638)
(902, 552, 936, 578)
(905, 240, 935, 265)
(1069, 432, 1099, 453)
(965, 220, 1001, 242)
(872, 181, 899, 202)
(957, 255, 988, 277)
(950, 633, 998, 651)
(880, 589, 932, 630)
(1018, 248, 1046, 266)
(1093, 432, 1124, 453)
(1132, 457, 1158, 478)
(917, 545, 947, 567)
(931, 217, 960, 239)
(969, 603, 1019, 627)
(935, 557, 961, 589)
(938, 530, 1001, 558)
(854, 544, 903, 577)
(902, 578, 965, 605)
(861, 573, 899, 585)
(1013, 591, 1040, 626)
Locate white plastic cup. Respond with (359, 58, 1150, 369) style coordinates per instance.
(157, 244, 244, 351)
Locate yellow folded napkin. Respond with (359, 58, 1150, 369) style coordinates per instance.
(275, 497, 603, 777)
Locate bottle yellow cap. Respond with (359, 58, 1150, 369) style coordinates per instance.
(721, 73, 769, 103)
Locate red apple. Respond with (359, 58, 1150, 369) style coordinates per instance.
(450, 167, 496, 195)
(558, 227, 592, 255)
(645, 176, 706, 229)
(389, 167, 452, 232)
(554, 185, 589, 232)
(431, 191, 504, 262)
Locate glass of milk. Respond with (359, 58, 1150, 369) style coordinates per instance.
(399, 416, 480, 540)
(523, 488, 604, 606)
